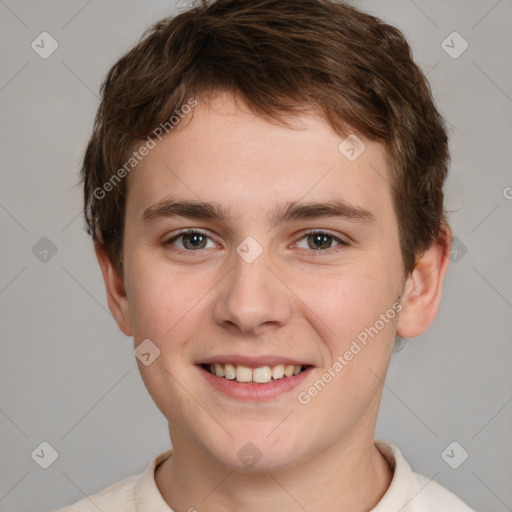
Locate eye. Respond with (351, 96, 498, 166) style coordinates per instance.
(164, 230, 217, 251)
(294, 230, 348, 255)
(163, 229, 348, 255)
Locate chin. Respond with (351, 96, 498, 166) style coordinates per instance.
(202, 429, 306, 473)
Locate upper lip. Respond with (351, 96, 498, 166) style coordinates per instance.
(199, 355, 313, 368)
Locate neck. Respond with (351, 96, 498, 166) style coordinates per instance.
(155, 429, 393, 512)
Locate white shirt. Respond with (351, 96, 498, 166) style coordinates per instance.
(57, 440, 476, 511)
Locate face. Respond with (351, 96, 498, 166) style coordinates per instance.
(107, 92, 413, 471)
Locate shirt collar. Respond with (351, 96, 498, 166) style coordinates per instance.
(134, 440, 415, 511)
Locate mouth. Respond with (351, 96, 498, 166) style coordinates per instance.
(197, 360, 314, 401)
(201, 362, 312, 384)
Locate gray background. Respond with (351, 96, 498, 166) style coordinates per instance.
(0, 0, 511, 510)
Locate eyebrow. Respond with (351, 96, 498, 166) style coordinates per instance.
(141, 197, 376, 227)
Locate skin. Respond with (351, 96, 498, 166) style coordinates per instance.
(95, 91, 451, 511)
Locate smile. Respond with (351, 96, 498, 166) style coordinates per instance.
(198, 361, 314, 401)
(202, 363, 310, 383)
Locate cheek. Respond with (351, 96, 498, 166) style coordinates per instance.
(294, 267, 398, 423)
(298, 263, 398, 352)
(124, 251, 216, 343)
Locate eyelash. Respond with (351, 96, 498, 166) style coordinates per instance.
(164, 229, 348, 256)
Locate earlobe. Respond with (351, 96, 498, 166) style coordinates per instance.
(94, 240, 133, 336)
(396, 225, 452, 339)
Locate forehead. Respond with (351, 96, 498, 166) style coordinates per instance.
(125, 93, 394, 226)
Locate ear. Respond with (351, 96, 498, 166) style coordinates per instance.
(396, 224, 452, 339)
(94, 240, 132, 336)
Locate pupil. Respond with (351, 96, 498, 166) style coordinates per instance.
(185, 233, 206, 249)
(310, 234, 330, 250)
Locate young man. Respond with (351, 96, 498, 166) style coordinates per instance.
(59, 0, 475, 510)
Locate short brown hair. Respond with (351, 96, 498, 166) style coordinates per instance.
(82, 0, 450, 277)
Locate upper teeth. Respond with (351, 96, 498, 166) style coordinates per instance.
(209, 363, 303, 383)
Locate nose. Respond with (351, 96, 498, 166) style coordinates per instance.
(213, 247, 293, 336)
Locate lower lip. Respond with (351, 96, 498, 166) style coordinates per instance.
(198, 365, 313, 401)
